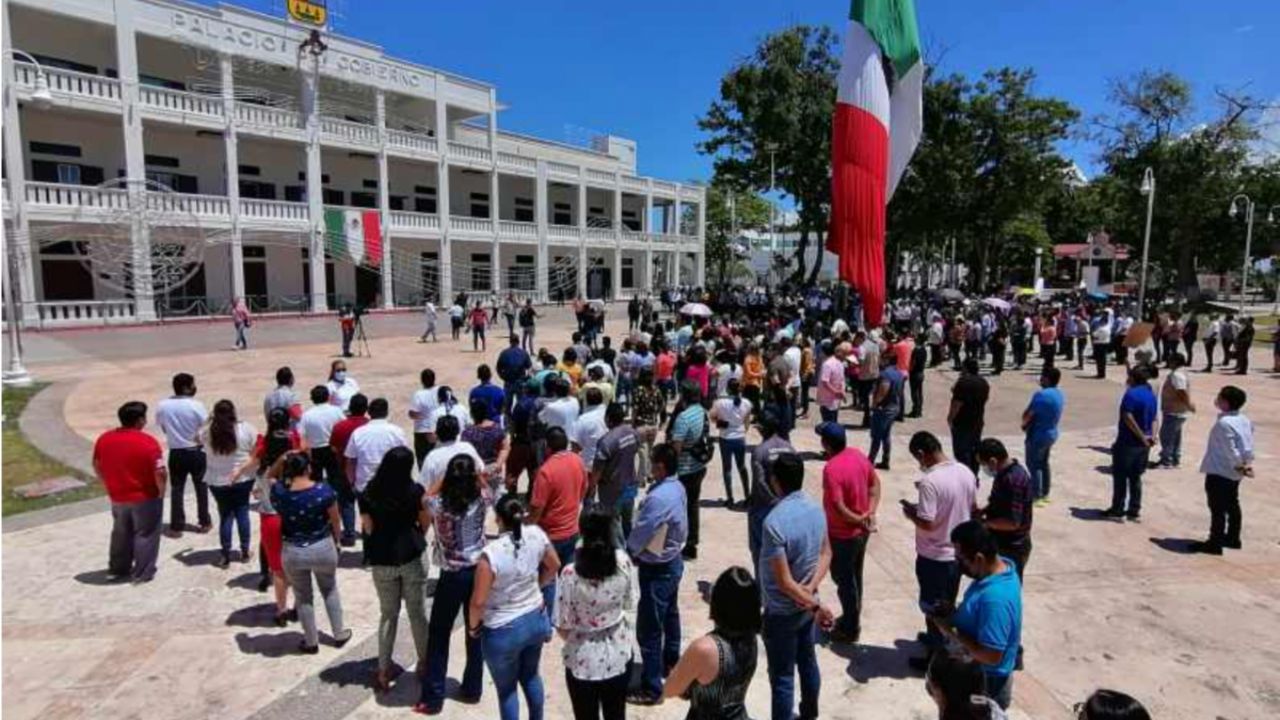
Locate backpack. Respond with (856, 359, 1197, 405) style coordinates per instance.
(688, 409, 716, 464)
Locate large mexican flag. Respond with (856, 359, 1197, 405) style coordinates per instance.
(827, 0, 923, 328)
(324, 208, 383, 267)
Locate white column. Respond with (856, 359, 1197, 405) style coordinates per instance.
(577, 176, 587, 299)
(612, 172, 623, 300)
(220, 53, 245, 306)
(488, 91, 500, 295)
(695, 191, 706, 286)
(2, 0, 38, 325)
(672, 191, 682, 287)
(302, 51, 327, 312)
(435, 82, 453, 303)
(644, 180, 654, 295)
(114, 8, 155, 320)
(535, 160, 549, 302)
(376, 90, 393, 308)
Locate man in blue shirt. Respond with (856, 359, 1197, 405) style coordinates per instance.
(468, 365, 506, 422)
(933, 520, 1022, 710)
(868, 352, 905, 470)
(626, 443, 688, 706)
(759, 452, 834, 720)
(669, 381, 708, 560)
(1105, 366, 1158, 520)
(494, 334, 532, 415)
(1021, 367, 1064, 505)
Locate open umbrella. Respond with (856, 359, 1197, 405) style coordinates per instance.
(983, 297, 1012, 312)
(680, 302, 712, 318)
(932, 288, 964, 303)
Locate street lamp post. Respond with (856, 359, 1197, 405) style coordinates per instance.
(1227, 194, 1259, 314)
(1137, 167, 1155, 313)
(1034, 247, 1043, 292)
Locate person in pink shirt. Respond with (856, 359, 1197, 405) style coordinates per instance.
(655, 345, 678, 401)
(892, 334, 915, 376)
(684, 345, 711, 401)
(817, 422, 880, 644)
(816, 342, 849, 424)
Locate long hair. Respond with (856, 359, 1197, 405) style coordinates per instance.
(208, 399, 239, 455)
(710, 566, 762, 638)
(927, 653, 994, 720)
(494, 495, 527, 553)
(362, 446, 418, 521)
(440, 454, 481, 516)
(280, 451, 311, 489)
(574, 508, 617, 581)
(727, 377, 742, 408)
(258, 408, 293, 474)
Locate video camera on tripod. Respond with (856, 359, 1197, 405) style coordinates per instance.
(339, 303, 372, 358)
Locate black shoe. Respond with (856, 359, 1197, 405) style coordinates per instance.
(907, 655, 933, 673)
(1125, 512, 1141, 522)
(257, 575, 271, 592)
(340, 535, 356, 548)
(215, 552, 231, 569)
(874, 462, 890, 471)
(274, 612, 289, 628)
(1188, 541, 1223, 555)
(682, 548, 698, 561)
(626, 692, 662, 707)
(239, 548, 252, 563)
(285, 608, 299, 622)
(1100, 508, 1125, 519)
(1223, 539, 1242, 550)
(828, 626, 861, 645)
(298, 642, 320, 655)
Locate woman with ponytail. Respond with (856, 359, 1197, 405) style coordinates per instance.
(201, 399, 258, 568)
(554, 508, 636, 720)
(710, 378, 752, 508)
(428, 385, 471, 438)
(925, 653, 1008, 720)
(467, 495, 560, 720)
(248, 408, 301, 620)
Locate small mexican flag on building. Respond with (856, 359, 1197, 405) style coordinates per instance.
(324, 208, 383, 267)
(827, 0, 923, 328)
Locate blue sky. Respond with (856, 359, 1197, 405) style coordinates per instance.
(234, 0, 1277, 183)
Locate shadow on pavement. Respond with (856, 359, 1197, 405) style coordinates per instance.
(172, 548, 225, 567)
(319, 656, 379, 691)
(226, 602, 282, 628)
(828, 638, 921, 683)
(1078, 445, 1113, 456)
(234, 630, 306, 658)
(226, 571, 263, 591)
(73, 569, 126, 586)
(1069, 507, 1120, 523)
(1148, 537, 1201, 555)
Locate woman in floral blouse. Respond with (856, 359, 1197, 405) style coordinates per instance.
(629, 368, 667, 484)
(554, 508, 637, 720)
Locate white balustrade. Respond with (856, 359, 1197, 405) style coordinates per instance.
(622, 230, 646, 244)
(448, 142, 492, 163)
(321, 116, 379, 146)
(652, 180, 677, 194)
(548, 224, 580, 241)
(387, 128, 438, 155)
(622, 176, 648, 192)
(585, 168, 615, 185)
(16, 63, 121, 103)
(139, 85, 224, 118)
(241, 198, 309, 222)
(24, 182, 128, 209)
(498, 152, 537, 173)
(499, 220, 538, 240)
(390, 210, 440, 231)
(586, 228, 615, 242)
(145, 192, 231, 219)
(680, 186, 703, 201)
(235, 103, 302, 131)
(547, 161, 579, 177)
(36, 300, 136, 328)
(450, 215, 493, 235)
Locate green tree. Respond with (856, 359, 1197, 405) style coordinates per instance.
(698, 25, 839, 285)
(704, 179, 771, 287)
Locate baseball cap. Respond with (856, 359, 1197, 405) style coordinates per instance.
(815, 421, 846, 443)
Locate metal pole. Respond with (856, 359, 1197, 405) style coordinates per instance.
(769, 150, 776, 254)
(950, 236, 956, 287)
(3, 239, 33, 386)
(1137, 169, 1155, 313)
(1239, 200, 1254, 314)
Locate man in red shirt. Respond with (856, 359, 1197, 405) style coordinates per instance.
(328, 393, 369, 543)
(94, 401, 167, 583)
(817, 421, 880, 644)
(529, 426, 588, 608)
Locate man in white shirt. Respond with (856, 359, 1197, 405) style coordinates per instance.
(571, 387, 610, 469)
(418, 415, 484, 490)
(538, 377, 580, 434)
(1191, 385, 1253, 555)
(408, 369, 440, 466)
(344, 398, 409, 493)
(156, 372, 210, 536)
(300, 385, 347, 488)
(420, 301, 438, 343)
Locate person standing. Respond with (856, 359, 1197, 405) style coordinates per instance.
(1190, 386, 1254, 555)
(817, 422, 879, 645)
(496, 336, 533, 416)
(1219, 314, 1237, 369)
(976, 439, 1034, 578)
(815, 341, 847, 425)
(670, 382, 710, 560)
(361, 447, 430, 693)
(420, 300, 438, 343)
(1104, 367, 1158, 521)
(1202, 314, 1220, 372)
(470, 365, 507, 423)
(1182, 313, 1199, 368)
(710, 379, 752, 508)
(1022, 368, 1063, 506)
(518, 300, 540, 353)
(326, 360, 360, 412)
(272, 452, 353, 654)
(408, 369, 440, 466)
(931, 521, 1023, 710)
(555, 508, 638, 720)
(1038, 314, 1057, 370)
(748, 411, 793, 570)
(626, 443, 689, 706)
(232, 296, 251, 350)
(300, 385, 346, 486)
(95, 401, 167, 583)
(263, 367, 303, 427)
(908, 335, 928, 418)
(467, 496, 561, 720)
(904, 431, 977, 670)
(1157, 353, 1195, 469)
(200, 400, 258, 568)
(1091, 311, 1112, 379)
(591, 403, 641, 541)
(156, 373, 210, 537)
(868, 353, 905, 470)
(948, 360, 989, 475)
(344, 398, 410, 499)
(631, 368, 667, 483)
(338, 305, 358, 358)
(571, 387, 610, 472)
(528, 427, 589, 611)
(449, 300, 465, 340)
(758, 452, 834, 720)
(1234, 317, 1254, 375)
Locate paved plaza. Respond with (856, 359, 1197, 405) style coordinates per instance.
(3, 305, 1279, 719)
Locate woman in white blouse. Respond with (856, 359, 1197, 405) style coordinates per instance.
(710, 378, 753, 509)
(467, 495, 560, 720)
(199, 399, 258, 568)
(555, 508, 637, 720)
(325, 359, 360, 411)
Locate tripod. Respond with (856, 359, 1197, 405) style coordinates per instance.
(353, 316, 372, 358)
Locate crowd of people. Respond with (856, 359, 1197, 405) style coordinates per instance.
(95, 284, 1268, 719)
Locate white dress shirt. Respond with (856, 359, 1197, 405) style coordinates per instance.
(418, 440, 484, 487)
(299, 403, 346, 448)
(343, 418, 409, 491)
(155, 396, 208, 450)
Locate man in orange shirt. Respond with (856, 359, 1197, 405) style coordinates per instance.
(529, 426, 588, 607)
(94, 401, 168, 583)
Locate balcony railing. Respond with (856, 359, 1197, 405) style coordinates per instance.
(390, 210, 440, 231)
(35, 300, 136, 328)
(585, 168, 615, 185)
(25, 181, 128, 209)
(321, 116, 379, 146)
(548, 224, 580, 241)
(235, 103, 302, 132)
(621, 229, 647, 244)
(448, 142, 492, 164)
(498, 152, 536, 173)
(450, 215, 492, 234)
(241, 198, 309, 222)
(16, 62, 120, 104)
(586, 228, 615, 243)
(146, 192, 231, 220)
(140, 85, 224, 119)
(387, 128, 438, 155)
(652, 180, 677, 194)
(499, 220, 538, 240)
(622, 176, 647, 192)
(547, 161, 579, 177)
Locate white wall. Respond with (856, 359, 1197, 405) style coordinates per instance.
(22, 110, 124, 180)
(547, 182, 578, 225)
(142, 123, 226, 194)
(237, 139, 306, 199)
(497, 174, 534, 221)
(11, 4, 116, 74)
(448, 168, 491, 217)
(320, 149, 380, 205)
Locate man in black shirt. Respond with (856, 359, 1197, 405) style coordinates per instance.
(908, 334, 928, 418)
(976, 438, 1034, 578)
(948, 359, 990, 474)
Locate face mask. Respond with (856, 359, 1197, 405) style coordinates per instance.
(981, 465, 997, 480)
(334, 371, 347, 382)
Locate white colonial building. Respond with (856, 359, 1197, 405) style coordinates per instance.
(1, 0, 705, 327)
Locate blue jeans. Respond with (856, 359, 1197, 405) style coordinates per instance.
(1110, 443, 1149, 515)
(915, 556, 960, 648)
(868, 410, 894, 465)
(209, 481, 253, 554)
(819, 406, 838, 424)
(421, 566, 483, 709)
(234, 321, 248, 348)
(762, 611, 821, 720)
(719, 437, 749, 504)
(1025, 436, 1055, 500)
(542, 535, 579, 616)
(1158, 414, 1186, 466)
(748, 503, 770, 572)
(636, 557, 683, 697)
(482, 609, 548, 720)
(986, 672, 1014, 710)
